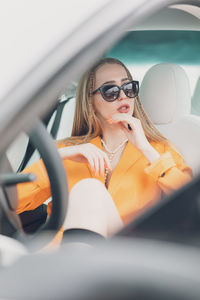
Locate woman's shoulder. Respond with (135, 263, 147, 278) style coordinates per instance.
(56, 135, 99, 149)
(150, 140, 184, 163)
(56, 142, 68, 149)
(150, 140, 165, 153)
(150, 139, 179, 152)
(56, 138, 81, 149)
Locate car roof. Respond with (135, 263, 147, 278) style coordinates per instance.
(0, 0, 110, 100)
(1, 2, 199, 102)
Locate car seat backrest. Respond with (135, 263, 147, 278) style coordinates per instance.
(191, 77, 200, 116)
(140, 63, 200, 176)
(140, 63, 191, 124)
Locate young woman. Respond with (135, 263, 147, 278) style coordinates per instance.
(16, 58, 192, 243)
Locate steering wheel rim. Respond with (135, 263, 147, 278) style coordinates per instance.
(0, 119, 69, 249)
(27, 120, 68, 233)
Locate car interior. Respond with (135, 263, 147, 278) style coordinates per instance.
(0, 1, 200, 299)
(5, 4, 199, 234)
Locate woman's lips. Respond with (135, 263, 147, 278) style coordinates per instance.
(117, 104, 130, 113)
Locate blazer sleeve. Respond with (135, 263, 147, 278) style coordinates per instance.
(144, 143, 193, 195)
(16, 159, 51, 214)
(16, 142, 68, 214)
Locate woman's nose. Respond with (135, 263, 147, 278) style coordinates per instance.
(118, 89, 126, 100)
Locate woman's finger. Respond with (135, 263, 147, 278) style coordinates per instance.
(118, 123, 134, 142)
(127, 123, 133, 131)
(110, 114, 137, 130)
(110, 116, 130, 129)
(98, 149, 112, 171)
(85, 152, 95, 173)
(98, 153, 105, 176)
(110, 113, 129, 122)
(102, 152, 112, 171)
(92, 153, 100, 176)
(120, 121, 134, 131)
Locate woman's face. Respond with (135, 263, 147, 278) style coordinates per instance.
(93, 63, 135, 123)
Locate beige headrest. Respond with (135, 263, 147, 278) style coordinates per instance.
(139, 63, 191, 124)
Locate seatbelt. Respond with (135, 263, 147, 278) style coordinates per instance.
(17, 97, 73, 172)
(50, 97, 73, 138)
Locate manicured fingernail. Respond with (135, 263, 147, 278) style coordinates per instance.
(128, 124, 132, 131)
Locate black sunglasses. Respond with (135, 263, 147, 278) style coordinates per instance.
(92, 80, 139, 102)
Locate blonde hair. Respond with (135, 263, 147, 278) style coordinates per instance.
(58, 57, 169, 146)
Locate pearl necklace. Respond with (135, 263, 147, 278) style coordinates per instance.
(101, 138, 128, 187)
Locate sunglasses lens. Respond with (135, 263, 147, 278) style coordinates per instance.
(101, 85, 119, 102)
(123, 81, 138, 98)
(97, 81, 139, 102)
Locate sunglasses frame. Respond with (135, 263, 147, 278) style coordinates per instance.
(92, 80, 139, 102)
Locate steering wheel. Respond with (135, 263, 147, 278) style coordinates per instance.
(0, 120, 68, 249)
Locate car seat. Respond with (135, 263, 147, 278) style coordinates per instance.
(139, 63, 200, 176)
(191, 77, 200, 116)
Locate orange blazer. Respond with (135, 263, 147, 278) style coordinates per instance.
(17, 136, 192, 226)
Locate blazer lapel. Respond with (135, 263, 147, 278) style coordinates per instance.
(108, 141, 143, 196)
(87, 136, 105, 184)
(89, 136, 144, 193)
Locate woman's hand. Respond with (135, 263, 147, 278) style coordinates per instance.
(58, 143, 112, 176)
(108, 113, 149, 150)
(108, 113, 160, 163)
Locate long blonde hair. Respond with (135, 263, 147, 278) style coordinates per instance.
(59, 57, 168, 145)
